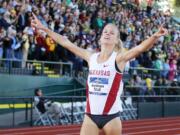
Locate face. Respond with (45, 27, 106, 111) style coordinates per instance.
(2, 1, 7, 8)
(172, 60, 176, 64)
(17, 32, 22, 38)
(37, 90, 42, 96)
(29, 36, 34, 42)
(100, 24, 119, 48)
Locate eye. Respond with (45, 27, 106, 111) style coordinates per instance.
(110, 31, 115, 35)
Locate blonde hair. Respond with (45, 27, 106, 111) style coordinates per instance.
(112, 24, 124, 53)
(114, 35, 124, 52)
(106, 23, 124, 52)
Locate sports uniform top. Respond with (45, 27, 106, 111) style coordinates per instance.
(86, 51, 123, 115)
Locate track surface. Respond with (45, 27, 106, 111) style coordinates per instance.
(1, 117, 180, 135)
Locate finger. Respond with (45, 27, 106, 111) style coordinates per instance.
(31, 23, 36, 28)
(159, 25, 164, 31)
(31, 20, 36, 24)
(158, 23, 165, 32)
(161, 28, 168, 36)
(160, 23, 165, 28)
(32, 12, 38, 21)
(164, 28, 168, 35)
(31, 21, 37, 28)
(31, 20, 36, 25)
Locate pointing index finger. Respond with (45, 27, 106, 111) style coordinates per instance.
(32, 12, 38, 20)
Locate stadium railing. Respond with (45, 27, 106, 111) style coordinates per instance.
(0, 58, 73, 77)
(0, 59, 179, 83)
(0, 95, 180, 128)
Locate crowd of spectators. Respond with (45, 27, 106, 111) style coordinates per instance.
(0, 0, 179, 95)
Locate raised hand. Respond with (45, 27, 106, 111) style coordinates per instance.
(31, 13, 46, 31)
(153, 25, 168, 38)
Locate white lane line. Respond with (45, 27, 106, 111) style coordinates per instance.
(125, 127, 180, 135)
(0, 128, 80, 135)
(1, 118, 180, 135)
(56, 133, 79, 135)
(124, 119, 180, 126)
(124, 123, 180, 130)
(0, 125, 81, 132)
(123, 117, 180, 123)
(1, 117, 180, 132)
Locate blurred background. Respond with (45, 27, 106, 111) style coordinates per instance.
(0, 0, 179, 129)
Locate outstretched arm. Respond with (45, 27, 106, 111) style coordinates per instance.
(116, 26, 168, 70)
(31, 13, 92, 62)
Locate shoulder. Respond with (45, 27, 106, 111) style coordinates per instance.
(87, 52, 98, 66)
(115, 49, 127, 61)
(89, 52, 99, 60)
(34, 96, 40, 105)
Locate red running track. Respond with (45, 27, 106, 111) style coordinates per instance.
(1, 117, 180, 135)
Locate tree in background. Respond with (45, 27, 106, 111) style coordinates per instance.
(175, 0, 180, 6)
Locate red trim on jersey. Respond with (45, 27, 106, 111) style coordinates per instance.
(103, 73, 122, 115)
(86, 82, 91, 113)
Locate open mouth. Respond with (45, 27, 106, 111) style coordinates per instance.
(104, 37, 110, 40)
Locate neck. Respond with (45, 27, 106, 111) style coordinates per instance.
(100, 44, 114, 57)
(99, 49, 113, 60)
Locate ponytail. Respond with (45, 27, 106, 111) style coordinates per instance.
(114, 35, 124, 53)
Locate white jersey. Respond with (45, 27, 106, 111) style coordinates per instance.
(86, 51, 123, 115)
